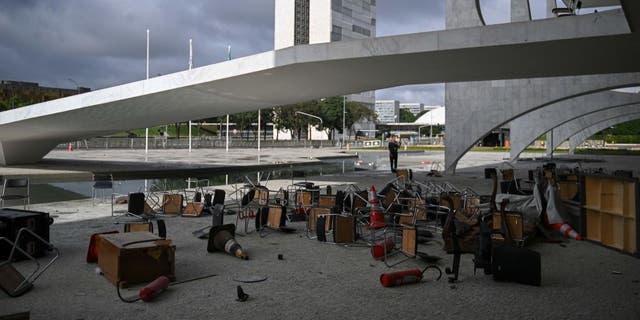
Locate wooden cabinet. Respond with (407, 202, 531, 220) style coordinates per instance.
(581, 175, 639, 256)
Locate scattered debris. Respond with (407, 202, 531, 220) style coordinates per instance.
(612, 271, 623, 275)
(380, 265, 442, 287)
(232, 275, 268, 283)
(277, 254, 284, 260)
(207, 224, 249, 260)
(236, 286, 249, 302)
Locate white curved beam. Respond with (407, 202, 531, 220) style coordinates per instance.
(509, 91, 640, 160)
(547, 104, 640, 154)
(568, 113, 640, 153)
(511, 0, 532, 22)
(0, 8, 638, 165)
(447, 0, 485, 28)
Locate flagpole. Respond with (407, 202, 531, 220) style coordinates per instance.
(226, 45, 231, 153)
(188, 38, 193, 153)
(145, 29, 149, 155)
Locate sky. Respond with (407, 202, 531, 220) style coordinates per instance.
(0, 1, 610, 107)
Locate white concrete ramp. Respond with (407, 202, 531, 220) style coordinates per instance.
(1, 9, 639, 165)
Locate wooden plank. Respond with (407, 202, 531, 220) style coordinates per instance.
(624, 217, 637, 254)
(586, 209, 601, 242)
(584, 176, 601, 209)
(401, 227, 417, 257)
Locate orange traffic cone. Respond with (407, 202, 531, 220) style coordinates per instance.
(550, 223, 583, 240)
(368, 185, 385, 229)
(68, 143, 73, 151)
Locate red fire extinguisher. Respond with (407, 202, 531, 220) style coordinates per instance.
(117, 274, 218, 303)
(380, 265, 442, 287)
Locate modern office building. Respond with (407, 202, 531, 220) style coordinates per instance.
(274, 0, 376, 106)
(375, 100, 399, 124)
(399, 102, 424, 117)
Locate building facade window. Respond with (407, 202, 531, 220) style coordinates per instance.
(331, 25, 343, 41)
(294, 0, 310, 45)
(352, 24, 371, 36)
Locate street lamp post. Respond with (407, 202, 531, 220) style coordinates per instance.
(67, 78, 80, 94)
(295, 111, 323, 148)
(188, 38, 193, 153)
(418, 125, 428, 144)
(145, 28, 150, 155)
(342, 96, 346, 149)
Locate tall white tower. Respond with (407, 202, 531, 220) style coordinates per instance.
(274, 0, 377, 105)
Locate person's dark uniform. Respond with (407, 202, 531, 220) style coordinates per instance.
(388, 136, 400, 173)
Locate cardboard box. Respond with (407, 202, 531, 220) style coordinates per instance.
(97, 232, 175, 287)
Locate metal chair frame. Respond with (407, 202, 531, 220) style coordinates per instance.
(91, 174, 114, 206)
(1, 178, 30, 209)
(0, 228, 59, 297)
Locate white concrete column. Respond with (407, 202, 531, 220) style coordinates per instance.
(446, 0, 485, 29)
(511, 0, 532, 22)
(547, 0, 557, 18)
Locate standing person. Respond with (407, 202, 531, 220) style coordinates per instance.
(388, 134, 400, 173)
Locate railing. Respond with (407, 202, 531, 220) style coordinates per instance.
(56, 137, 343, 150)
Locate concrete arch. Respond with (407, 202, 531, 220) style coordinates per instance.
(511, 0, 532, 22)
(446, 0, 485, 29)
(545, 104, 640, 154)
(568, 113, 640, 153)
(0, 3, 637, 165)
(509, 91, 640, 161)
(445, 73, 640, 172)
(443, 0, 639, 173)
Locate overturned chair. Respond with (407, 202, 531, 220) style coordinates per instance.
(114, 192, 166, 238)
(0, 228, 59, 297)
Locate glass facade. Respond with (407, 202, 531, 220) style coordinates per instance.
(294, 0, 310, 45)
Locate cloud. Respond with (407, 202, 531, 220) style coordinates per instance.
(377, 84, 445, 106)
(1, 1, 548, 106)
(0, 0, 274, 89)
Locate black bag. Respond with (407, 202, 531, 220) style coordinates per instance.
(254, 207, 269, 230)
(128, 193, 145, 215)
(204, 193, 213, 208)
(213, 189, 226, 205)
(492, 245, 541, 286)
(241, 189, 255, 206)
(316, 215, 327, 242)
(210, 204, 224, 227)
(473, 220, 493, 275)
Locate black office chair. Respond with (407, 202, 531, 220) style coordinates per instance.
(92, 174, 114, 205)
(1, 178, 30, 209)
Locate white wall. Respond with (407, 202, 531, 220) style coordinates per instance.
(309, 1, 332, 44)
(274, 0, 296, 50)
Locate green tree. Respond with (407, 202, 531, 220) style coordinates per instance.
(399, 109, 417, 122)
(272, 97, 377, 142)
(231, 111, 258, 140)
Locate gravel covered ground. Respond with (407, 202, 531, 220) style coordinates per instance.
(1, 148, 639, 319)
